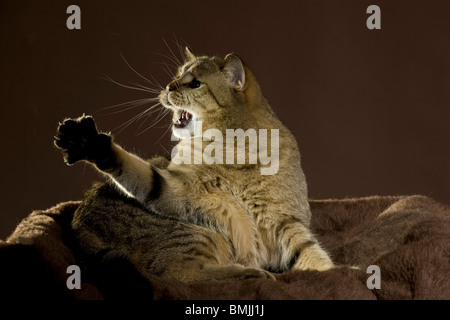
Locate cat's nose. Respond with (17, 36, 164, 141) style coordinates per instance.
(166, 81, 177, 92)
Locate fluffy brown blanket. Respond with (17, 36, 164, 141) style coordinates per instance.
(1, 195, 450, 300)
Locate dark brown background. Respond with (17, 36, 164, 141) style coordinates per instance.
(1, 0, 449, 239)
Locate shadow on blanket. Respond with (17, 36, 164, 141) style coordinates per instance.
(1, 195, 450, 300)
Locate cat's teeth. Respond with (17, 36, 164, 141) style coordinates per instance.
(177, 110, 191, 125)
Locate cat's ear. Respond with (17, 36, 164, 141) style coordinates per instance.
(223, 53, 246, 91)
(184, 46, 196, 61)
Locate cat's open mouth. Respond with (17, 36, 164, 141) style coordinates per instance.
(174, 110, 193, 128)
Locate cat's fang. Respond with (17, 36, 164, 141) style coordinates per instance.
(174, 110, 192, 128)
(179, 110, 192, 121)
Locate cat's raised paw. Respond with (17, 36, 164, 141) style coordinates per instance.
(54, 114, 110, 165)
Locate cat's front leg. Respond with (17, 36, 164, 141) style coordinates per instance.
(54, 115, 154, 202)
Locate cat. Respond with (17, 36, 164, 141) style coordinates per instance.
(54, 48, 334, 283)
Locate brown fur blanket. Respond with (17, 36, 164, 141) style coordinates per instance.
(1, 195, 450, 300)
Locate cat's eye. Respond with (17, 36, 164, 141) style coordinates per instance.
(188, 78, 202, 89)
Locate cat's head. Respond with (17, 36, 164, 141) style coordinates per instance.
(159, 48, 251, 139)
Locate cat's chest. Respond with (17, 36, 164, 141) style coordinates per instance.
(193, 172, 266, 215)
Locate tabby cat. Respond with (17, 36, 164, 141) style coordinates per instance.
(54, 48, 334, 283)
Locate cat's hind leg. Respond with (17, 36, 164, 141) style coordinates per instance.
(167, 262, 275, 283)
(154, 233, 276, 283)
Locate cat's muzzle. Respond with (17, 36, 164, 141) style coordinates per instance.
(174, 110, 192, 128)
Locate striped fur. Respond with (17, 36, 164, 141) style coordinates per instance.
(55, 51, 333, 283)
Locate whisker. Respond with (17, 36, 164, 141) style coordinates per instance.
(119, 52, 162, 89)
(101, 75, 157, 94)
(160, 62, 176, 80)
(113, 102, 162, 135)
(100, 98, 159, 115)
(148, 72, 165, 91)
(136, 106, 170, 135)
(99, 97, 159, 110)
(174, 36, 185, 61)
(135, 105, 165, 133)
(129, 82, 161, 94)
(163, 38, 182, 66)
(152, 112, 174, 146)
(150, 51, 181, 70)
(163, 60, 176, 79)
(98, 51, 177, 137)
(152, 107, 171, 126)
(153, 61, 178, 70)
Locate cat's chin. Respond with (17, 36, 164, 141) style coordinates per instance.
(172, 122, 194, 140)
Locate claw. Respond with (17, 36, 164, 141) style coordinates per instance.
(54, 115, 100, 165)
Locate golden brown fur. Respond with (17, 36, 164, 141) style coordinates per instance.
(54, 49, 333, 283)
